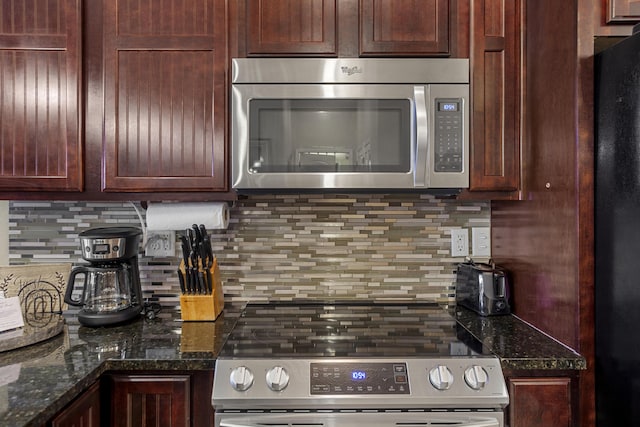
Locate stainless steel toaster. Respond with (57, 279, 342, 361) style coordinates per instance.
(455, 260, 511, 316)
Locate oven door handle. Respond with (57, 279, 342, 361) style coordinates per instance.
(219, 413, 501, 427)
(413, 85, 430, 188)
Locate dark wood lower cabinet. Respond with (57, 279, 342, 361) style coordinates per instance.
(105, 371, 214, 427)
(506, 374, 576, 427)
(46, 371, 214, 426)
(109, 374, 190, 427)
(49, 381, 101, 427)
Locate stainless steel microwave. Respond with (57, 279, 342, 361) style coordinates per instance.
(231, 58, 469, 193)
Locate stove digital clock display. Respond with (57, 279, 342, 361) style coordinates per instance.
(351, 370, 366, 381)
(310, 362, 409, 395)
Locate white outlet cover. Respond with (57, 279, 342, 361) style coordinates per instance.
(450, 228, 469, 257)
(145, 231, 176, 257)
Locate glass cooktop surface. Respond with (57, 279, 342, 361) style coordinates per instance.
(218, 301, 491, 358)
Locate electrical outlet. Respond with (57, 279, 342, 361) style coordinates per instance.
(450, 228, 469, 257)
(145, 231, 176, 257)
(472, 227, 491, 257)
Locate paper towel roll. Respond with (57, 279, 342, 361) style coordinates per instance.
(146, 202, 230, 231)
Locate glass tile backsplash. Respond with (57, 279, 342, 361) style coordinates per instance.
(8, 194, 489, 307)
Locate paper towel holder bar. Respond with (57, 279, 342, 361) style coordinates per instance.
(139, 200, 236, 209)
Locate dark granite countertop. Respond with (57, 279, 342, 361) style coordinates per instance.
(455, 306, 586, 371)
(0, 303, 585, 426)
(0, 307, 241, 427)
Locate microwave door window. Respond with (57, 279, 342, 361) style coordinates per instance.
(248, 99, 411, 173)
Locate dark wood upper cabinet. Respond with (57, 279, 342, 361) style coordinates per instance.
(0, 0, 82, 192)
(247, 0, 338, 55)
(360, 0, 450, 56)
(468, 0, 520, 193)
(241, 0, 466, 57)
(101, 0, 227, 192)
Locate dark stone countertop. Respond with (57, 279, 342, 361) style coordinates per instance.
(0, 307, 241, 427)
(0, 304, 585, 427)
(455, 306, 587, 371)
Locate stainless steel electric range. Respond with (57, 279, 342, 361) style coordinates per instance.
(212, 302, 509, 427)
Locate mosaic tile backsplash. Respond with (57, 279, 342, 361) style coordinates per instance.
(8, 194, 489, 307)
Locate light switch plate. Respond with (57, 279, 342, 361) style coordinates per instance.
(472, 227, 491, 257)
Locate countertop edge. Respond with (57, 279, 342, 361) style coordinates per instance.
(103, 358, 217, 372)
(22, 364, 107, 427)
(498, 357, 587, 371)
(454, 307, 587, 371)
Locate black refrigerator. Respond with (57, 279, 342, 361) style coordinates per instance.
(595, 30, 640, 426)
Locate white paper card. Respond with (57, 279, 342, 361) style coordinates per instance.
(0, 297, 24, 332)
(0, 363, 21, 387)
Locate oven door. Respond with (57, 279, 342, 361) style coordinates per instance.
(231, 83, 469, 192)
(217, 411, 503, 427)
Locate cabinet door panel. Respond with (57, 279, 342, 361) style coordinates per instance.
(360, 0, 450, 55)
(103, 0, 226, 192)
(0, 0, 82, 191)
(607, 0, 640, 23)
(114, 50, 214, 178)
(247, 0, 337, 55)
(51, 382, 101, 427)
(110, 375, 190, 427)
(508, 377, 572, 427)
(469, 0, 520, 191)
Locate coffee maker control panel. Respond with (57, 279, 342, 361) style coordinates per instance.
(78, 226, 142, 262)
(82, 237, 128, 261)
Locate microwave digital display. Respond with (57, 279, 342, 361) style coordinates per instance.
(439, 101, 459, 112)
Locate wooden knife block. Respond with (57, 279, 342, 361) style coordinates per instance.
(179, 258, 224, 321)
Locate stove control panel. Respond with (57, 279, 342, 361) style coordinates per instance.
(213, 358, 509, 410)
(310, 362, 410, 395)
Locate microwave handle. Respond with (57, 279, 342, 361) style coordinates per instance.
(414, 86, 429, 187)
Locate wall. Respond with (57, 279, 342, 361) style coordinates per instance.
(0, 202, 7, 266)
(8, 194, 489, 306)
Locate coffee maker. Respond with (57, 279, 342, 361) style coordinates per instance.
(65, 227, 143, 327)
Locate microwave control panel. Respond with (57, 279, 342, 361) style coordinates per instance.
(434, 98, 463, 173)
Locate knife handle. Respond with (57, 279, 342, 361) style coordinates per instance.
(198, 271, 207, 294)
(191, 268, 200, 294)
(187, 264, 196, 294)
(205, 269, 213, 294)
(177, 269, 186, 294)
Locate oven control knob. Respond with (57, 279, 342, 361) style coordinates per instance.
(230, 366, 254, 392)
(429, 365, 454, 390)
(266, 366, 290, 392)
(464, 365, 488, 390)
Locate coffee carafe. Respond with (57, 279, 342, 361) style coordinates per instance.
(65, 227, 143, 327)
